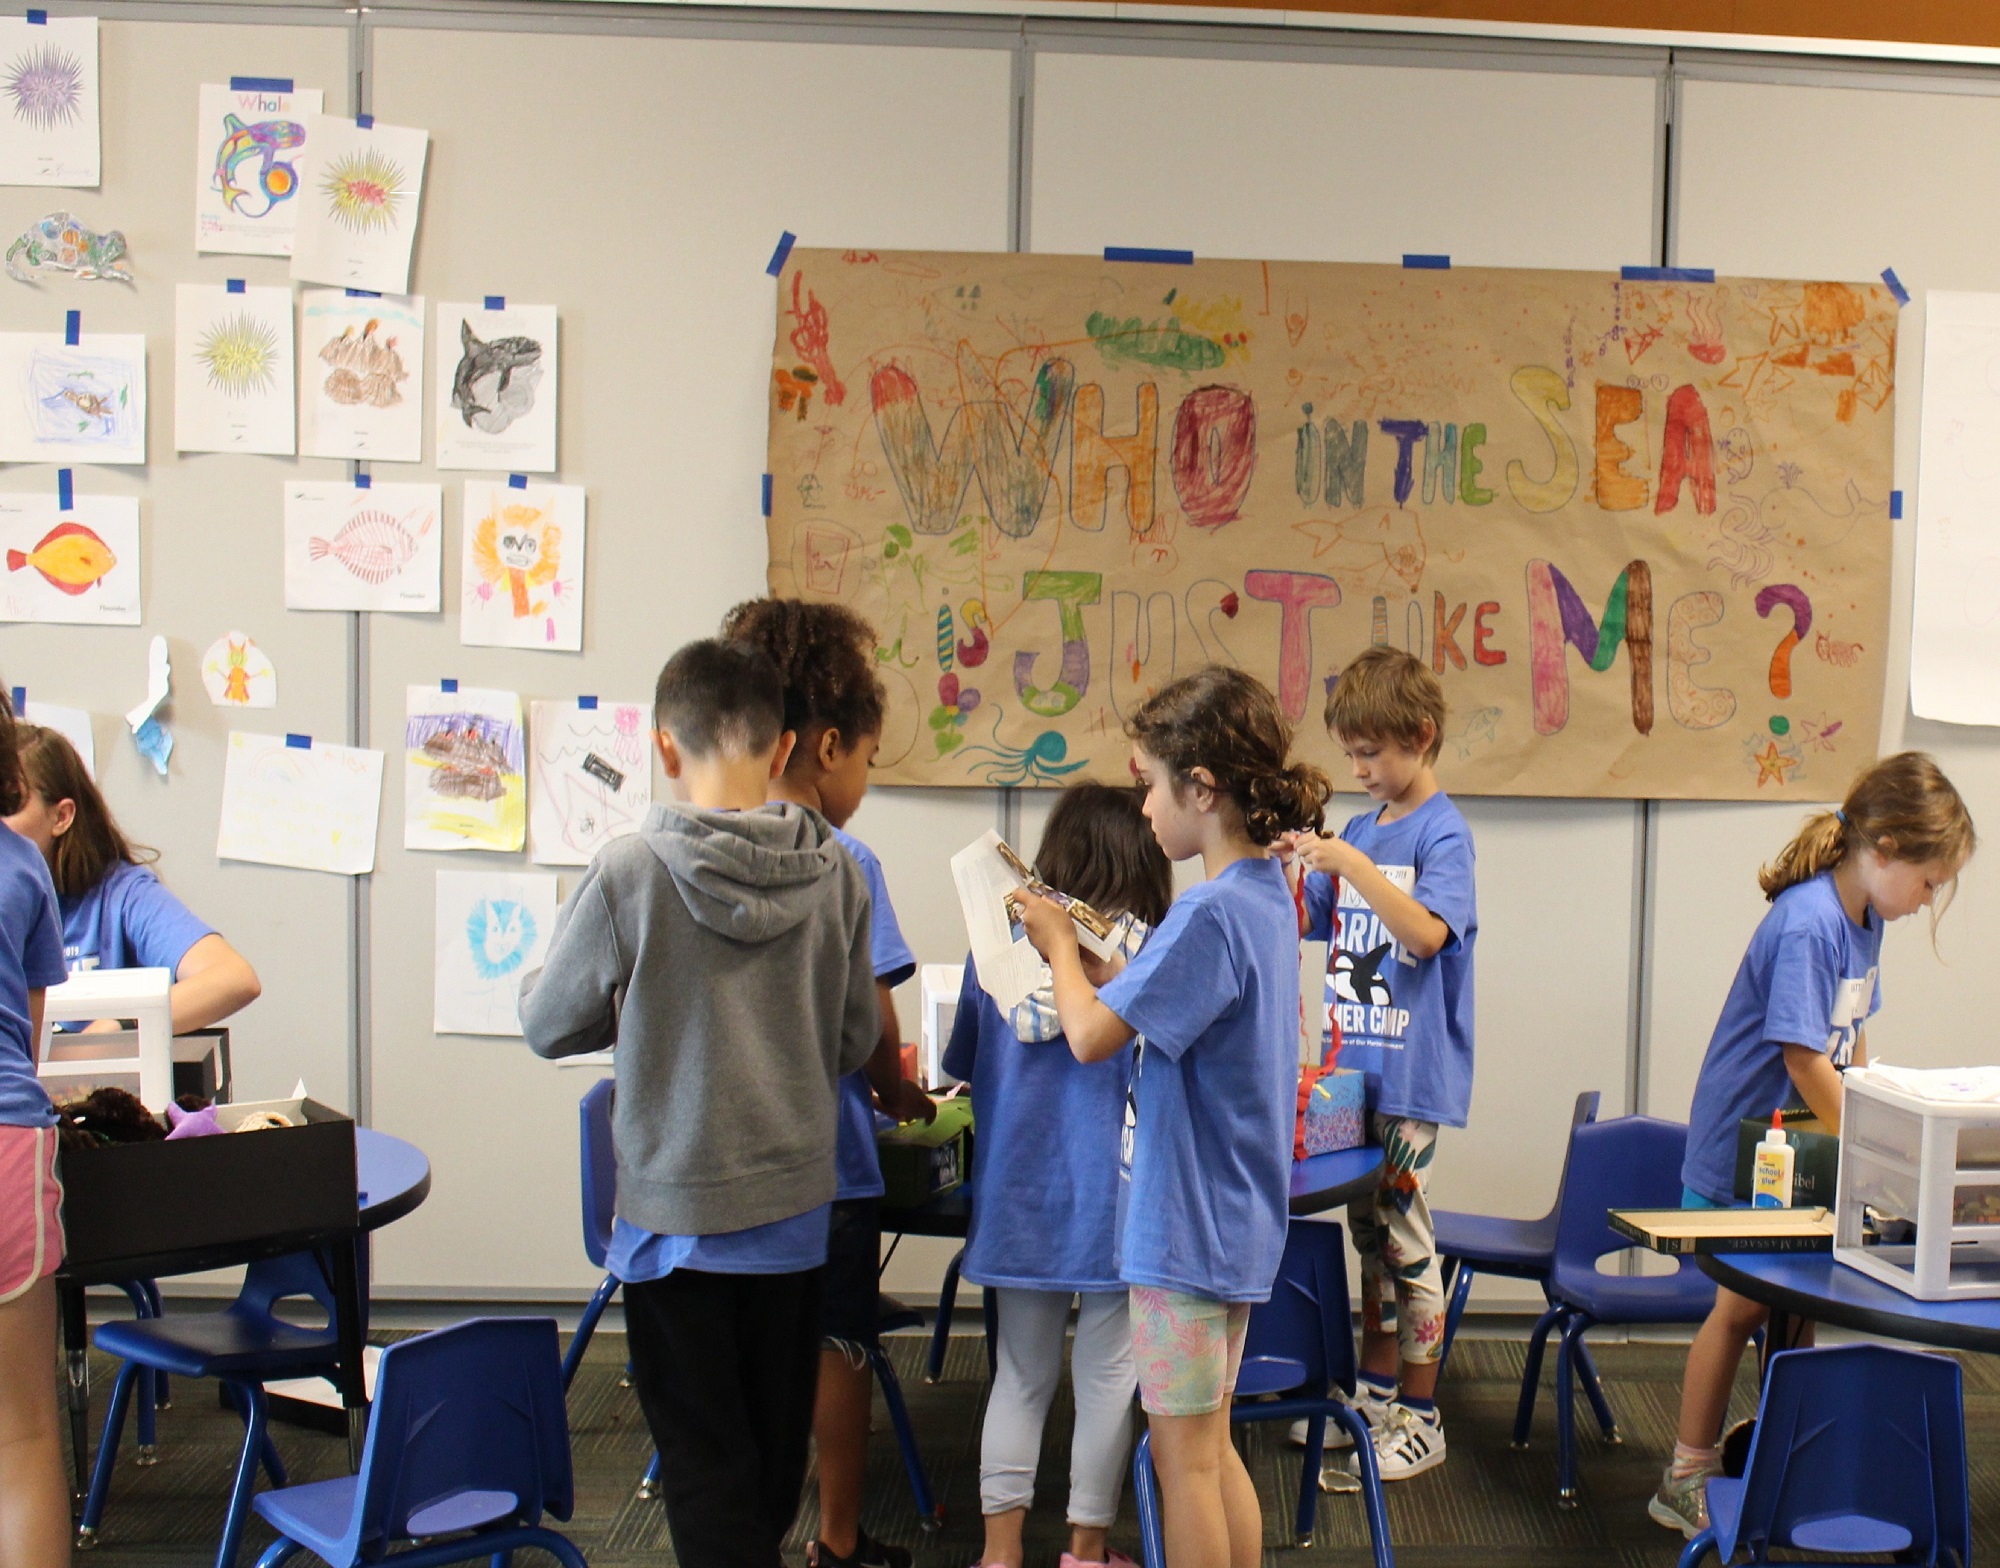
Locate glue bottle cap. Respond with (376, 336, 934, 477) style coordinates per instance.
(1765, 1110, 1788, 1146)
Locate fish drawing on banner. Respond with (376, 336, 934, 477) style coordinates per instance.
(5, 212, 128, 283)
(8, 519, 113, 595)
(311, 505, 430, 586)
(451, 320, 541, 433)
(214, 113, 302, 219)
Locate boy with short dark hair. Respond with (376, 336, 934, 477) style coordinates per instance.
(520, 637, 879, 1567)
(1294, 644, 1477, 1482)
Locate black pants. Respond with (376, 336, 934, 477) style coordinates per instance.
(624, 1265, 824, 1568)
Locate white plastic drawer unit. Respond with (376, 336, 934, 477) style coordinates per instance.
(1835, 1068, 2000, 1300)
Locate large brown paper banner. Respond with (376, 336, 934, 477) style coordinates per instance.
(764, 250, 1894, 798)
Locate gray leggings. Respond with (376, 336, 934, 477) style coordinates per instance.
(979, 1287, 1136, 1526)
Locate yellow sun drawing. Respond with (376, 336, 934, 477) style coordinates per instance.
(321, 148, 405, 235)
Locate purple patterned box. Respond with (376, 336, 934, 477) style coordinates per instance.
(1305, 1069, 1366, 1154)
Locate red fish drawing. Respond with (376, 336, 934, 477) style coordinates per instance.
(7, 520, 116, 596)
(308, 507, 430, 585)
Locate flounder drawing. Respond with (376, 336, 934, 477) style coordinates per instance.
(308, 506, 431, 585)
(7, 520, 116, 595)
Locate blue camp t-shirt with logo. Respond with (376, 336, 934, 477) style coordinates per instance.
(1098, 856, 1298, 1304)
(1303, 791, 1477, 1128)
(831, 828, 916, 1202)
(0, 824, 66, 1127)
(61, 859, 215, 977)
(1682, 870, 1882, 1205)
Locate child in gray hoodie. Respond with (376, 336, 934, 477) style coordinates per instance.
(520, 638, 878, 1566)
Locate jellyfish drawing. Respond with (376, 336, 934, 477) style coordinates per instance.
(953, 717, 1088, 787)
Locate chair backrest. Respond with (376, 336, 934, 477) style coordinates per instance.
(1550, 1115, 1703, 1285)
(342, 1317, 574, 1560)
(1729, 1345, 1968, 1567)
(1532, 1089, 1603, 1229)
(1237, 1218, 1356, 1399)
(578, 1078, 616, 1269)
(231, 1251, 340, 1335)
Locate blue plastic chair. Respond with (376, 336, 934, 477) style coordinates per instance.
(1133, 1219, 1392, 1566)
(1680, 1344, 1968, 1568)
(250, 1317, 586, 1568)
(1434, 1091, 1617, 1441)
(1537, 1115, 1716, 1506)
(81, 1252, 343, 1567)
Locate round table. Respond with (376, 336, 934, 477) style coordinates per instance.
(1291, 1144, 1386, 1215)
(1701, 1251, 2000, 1355)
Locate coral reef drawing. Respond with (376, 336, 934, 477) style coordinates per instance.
(422, 723, 511, 802)
(213, 114, 302, 219)
(320, 147, 404, 234)
(451, 321, 541, 433)
(320, 318, 406, 407)
(196, 311, 280, 397)
(4, 42, 82, 131)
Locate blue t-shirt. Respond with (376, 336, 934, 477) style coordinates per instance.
(0, 824, 67, 1127)
(1303, 792, 1477, 1127)
(607, 1203, 831, 1283)
(831, 828, 915, 1203)
(1097, 856, 1299, 1303)
(61, 860, 214, 976)
(942, 948, 1134, 1293)
(1682, 871, 1882, 1204)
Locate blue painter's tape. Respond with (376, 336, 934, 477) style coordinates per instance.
(441, 678, 458, 693)
(63, 310, 78, 346)
(1891, 490, 1904, 520)
(355, 112, 374, 129)
(229, 76, 294, 93)
(354, 473, 371, 489)
(286, 733, 312, 750)
(1882, 267, 1910, 307)
(484, 295, 505, 312)
(578, 695, 598, 710)
(765, 230, 797, 278)
(344, 288, 379, 298)
(56, 469, 71, 511)
(508, 474, 528, 490)
(1620, 265, 1717, 283)
(226, 278, 246, 293)
(1402, 254, 1450, 270)
(26, 10, 45, 21)
(761, 473, 772, 517)
(1103, 246, 1194, 266)
(10, 688, 24, 716)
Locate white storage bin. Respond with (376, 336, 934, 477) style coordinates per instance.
(37, 967, 175, 1111)
(1835, 1067, 2000, 1300)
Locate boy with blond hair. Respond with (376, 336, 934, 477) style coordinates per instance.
(1294, 645, 1477, 1482)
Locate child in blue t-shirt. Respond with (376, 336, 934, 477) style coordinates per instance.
(1019, 666, 1329, 1568)
(722, 597, 933, 1568)
(0, 691, 76, 1564)
(1651, 753, 1975, 1541)
(944, 782, 1171, 1568)
(1294, 645, 1475, 1482)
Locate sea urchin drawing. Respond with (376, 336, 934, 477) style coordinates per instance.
(195, 312, 279, 398)
(3, 43, 83, 132)
(320, 147, 404, 235)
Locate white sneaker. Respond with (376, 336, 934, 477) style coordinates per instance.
(1357, 1403, 1446, 1482)
(1288, 1383, 1393, 1451)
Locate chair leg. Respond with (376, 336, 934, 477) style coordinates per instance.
(215, 1383, 269, 1568)
(637, 1449, 660, 1501)
(927, 1248, 964, 1383)
(140, 1281, 171, 1412)
(1676, 1526, 1718, 1568)
(1437, 1258, 1475, 1375)
(78, 1359, 142, 1546)
(1512, 1303, 1566, 1449)
(1575, 1338, 1618, 1443)
(113, 1282, 159, 1462)
(1555, 1314, 1594, 1509)
(562, 1275, 619, 1391)
(1334, 1402, 1395, 1568)
(1292, 1410, 1326, 1546)
(251, 1539, 305, 1568)
(1132, 1429, 1165, 1568)
(866, 1346, 942, 1532)
(221, 1383, 287, 1489)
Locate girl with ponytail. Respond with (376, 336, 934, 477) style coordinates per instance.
(1653, 752, 1975, 1540)
(1015, 665, 1329, 1568)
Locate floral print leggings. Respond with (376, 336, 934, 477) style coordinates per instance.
(1347, 1113, 1446, 1365)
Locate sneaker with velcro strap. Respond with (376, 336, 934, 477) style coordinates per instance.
(1287, 1380, 1394, 1451)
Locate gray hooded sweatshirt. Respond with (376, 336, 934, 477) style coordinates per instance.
(519, 799, 879, 1237)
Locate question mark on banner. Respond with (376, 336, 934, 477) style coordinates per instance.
(1755, 583, 1813, 734)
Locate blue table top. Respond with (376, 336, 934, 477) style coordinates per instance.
(355, 1128, 430, 1230)
(1703, 1250, 2000, 1354)
(1291, 1144, 1385, 1215)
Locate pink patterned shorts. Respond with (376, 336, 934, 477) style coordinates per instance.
(0, 1125, 63, 1303)
(1128, 1285, 1250, 1416)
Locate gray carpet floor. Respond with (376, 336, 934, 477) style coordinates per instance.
(63, 1328, 1991, 1565)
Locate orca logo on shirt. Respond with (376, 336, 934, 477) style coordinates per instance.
(1332, 942, 1394, 1007)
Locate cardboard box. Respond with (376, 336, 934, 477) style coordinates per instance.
(878, 1096, 973, 1211)
(1733, 1110, 1839, 1207)
(57, 1096, 358, 1275)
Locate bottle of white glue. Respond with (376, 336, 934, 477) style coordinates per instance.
(1752, 1111, 1795, 1209)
